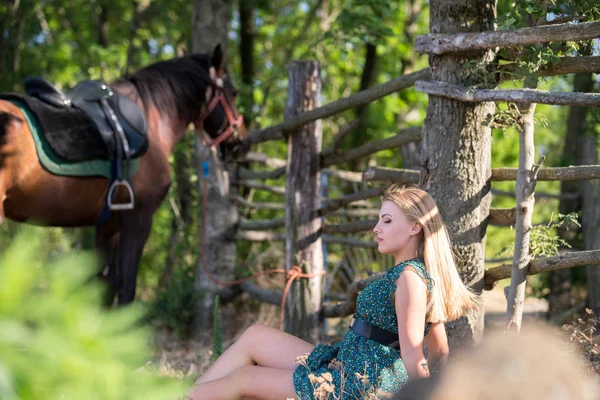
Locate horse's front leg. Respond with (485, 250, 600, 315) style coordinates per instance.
(95, 224, 121, 306)
(115, 207, 155, 305)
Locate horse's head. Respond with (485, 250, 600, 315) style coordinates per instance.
(195, 45, 249, 161)
(119, 47, 247, 161)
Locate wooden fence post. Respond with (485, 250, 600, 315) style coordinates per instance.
(505, 75, 540, 331)
(581, 136, 600, 317)
(284, 61, 324, 342)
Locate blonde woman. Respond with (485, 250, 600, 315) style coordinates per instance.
(189, 185, 477, 400)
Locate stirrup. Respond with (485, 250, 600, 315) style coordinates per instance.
(107, 179, 135, 210)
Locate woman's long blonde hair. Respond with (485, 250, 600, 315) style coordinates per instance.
(383, 185, 478, 323)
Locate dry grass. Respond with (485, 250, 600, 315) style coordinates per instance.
(148, 297, 281, 382)
(562, 308, 600, 377)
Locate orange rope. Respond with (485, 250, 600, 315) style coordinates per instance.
(278, 266, 326, 330)
(199, 154, 326, 330)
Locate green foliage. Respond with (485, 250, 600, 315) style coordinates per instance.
(0, 230, 183, 400)
(530, 212, 581, 258)
(330, 0, 394, 44)
(495, 212, 581, 259)
(0, 0, 192, 92)
(494, 0, 599, 86)
(499, 0, 600, 30)
(211, 296, 223, 361)
(148, 266, 199, 338)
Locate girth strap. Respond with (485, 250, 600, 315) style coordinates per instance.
(349, 315, 400, 349)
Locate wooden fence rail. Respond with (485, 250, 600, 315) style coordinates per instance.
(415, 20, 600, 55)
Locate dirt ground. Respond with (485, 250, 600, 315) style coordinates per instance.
(150, 290, 550, 380)
(482, 287, 549, 329)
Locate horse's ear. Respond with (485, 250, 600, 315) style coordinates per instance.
(211, 44, 224, 71)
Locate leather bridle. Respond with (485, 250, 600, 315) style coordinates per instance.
(196, 82, 244, 148)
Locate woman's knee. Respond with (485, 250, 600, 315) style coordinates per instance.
(240, 324, 269, 343)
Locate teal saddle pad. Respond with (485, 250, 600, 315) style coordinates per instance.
(9, 99, 140, 179)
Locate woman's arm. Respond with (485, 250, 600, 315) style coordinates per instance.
(424, 322, 449, 374)
(395, 270, 429, 380)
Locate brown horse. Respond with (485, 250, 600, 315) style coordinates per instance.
(0, 45, 247, 305)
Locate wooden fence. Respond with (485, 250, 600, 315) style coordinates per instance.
(211, 18, 600, 337)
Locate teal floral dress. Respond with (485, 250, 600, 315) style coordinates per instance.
(293, 258, 433, 399)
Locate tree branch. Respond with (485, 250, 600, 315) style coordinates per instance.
(239, 152, 287, 168)
(362, 167, 421, 184)
(484, 250, 600, 290)
(240, 281, 282, 305)
(329, 208, 380, 218)
(247, 69, 430, 144)
(231, 180, 286, 195)
(489, 208, 516, 226)
(230, 195, 286, 210)
(239, 217, 285, 230)
(367, 165, 600, 182)
(322, 126, 422, 167)
(416, 80, 600, 107)
(321, 168, 363, 183)
(415, 20, 600, 55)
(235, 230, 285, 241)
(319, 186, 386, 215)
(323, 219, 378, 234)
(498, 56, 600, 80)
(492, 165, 600, 181)
(238, 166, 286, 180)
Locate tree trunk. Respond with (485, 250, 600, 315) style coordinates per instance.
(239, 0, 255, 127)
(549, 66, 595, 319)
(191, 0, 236, 335)
(95, 0, 109, 47)
(581, 136, 600, 317)
(191, 0, 231, 55)
(421, 0, 496, 349)
(284, 61, 324, 343)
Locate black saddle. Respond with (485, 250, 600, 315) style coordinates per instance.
(21, 77, 149, 210)
(24, 77, 148, 161)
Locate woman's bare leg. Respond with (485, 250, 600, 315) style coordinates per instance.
(189, 365, 297, 400)
(197, 324, 315, 384)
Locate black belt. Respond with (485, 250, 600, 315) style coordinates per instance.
(349, 315, 400, 349)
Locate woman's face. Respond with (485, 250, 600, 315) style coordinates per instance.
(373, 200, 420, 260)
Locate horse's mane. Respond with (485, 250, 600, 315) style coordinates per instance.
(119, 53, 213, 124)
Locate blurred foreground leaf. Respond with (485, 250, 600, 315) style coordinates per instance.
(0, 231, 185, 400)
